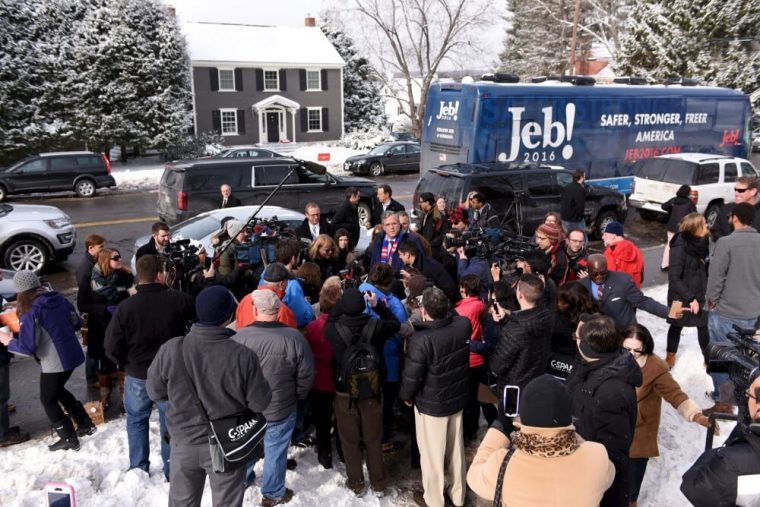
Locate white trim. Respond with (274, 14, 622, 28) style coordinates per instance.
(306, 107, 323, 133)
(306, 70, 321, 91)
(339, 67, 344, 139)
(252, 95, 300, 110)
(217, 68, 236, 92)
(263, 69, 279, 92)
(251, 95, 300, 143)
(219, 108, 238, 136)
(192, 61, 344, 69)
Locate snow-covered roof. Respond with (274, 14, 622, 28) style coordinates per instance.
(182, 22, 345, 68)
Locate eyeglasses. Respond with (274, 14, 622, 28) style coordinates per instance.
(747, 387, 760, 401)
(111, 255, 121, 261)
(735, 187, 750, 193)
(536, 235, 548, 241)
(623, 346, 644, 355)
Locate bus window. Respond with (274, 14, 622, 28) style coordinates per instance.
(695, 163, 719, 185)
(723, 163, 738, 183)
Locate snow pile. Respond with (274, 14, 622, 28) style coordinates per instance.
(0, 284, 732, 506)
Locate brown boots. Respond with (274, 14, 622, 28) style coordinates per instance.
(665, 352, 677, 369)
(98, 371, 126, 412)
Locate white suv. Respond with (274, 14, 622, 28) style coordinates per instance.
(0, 203, 76, 272)
(629, 153, 758, 227)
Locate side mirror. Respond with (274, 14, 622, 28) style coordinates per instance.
(386, 152, 394, 158)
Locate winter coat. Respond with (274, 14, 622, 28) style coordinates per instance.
(75, 251, 101, 314)
(566, 350, 642, 507)
(711, 200, 760, 241)
(470, 203, 500, 230)
(680, 428, 760, 507)
(371, 197, 405, 227)
(561, 246, 589, 285)
(662, 195, 696, 233)
(454, 296, 487, 368)
(9, 292, 84, 373)
(420, 209, 448, 258)
(258, 273, 314, 328)
(235, 285, 297, 330)
(560, 181, 587, 222)
(467, 426, 615, 507)
(705, 227, 760, 319)
(630, 354, 699, 459)
(409, 253, 460, 304)
(135, 237, 160, 261)
(295, 217, 334, 242)
(234, 321, 314, 422)
(666, 232, 709, 327)
(146, 323, 272, 446)
(304, 313, 335, 392)
(456, 256, 489, 300)
(604, 238, 644, 288)
(332, 200, 361, 248)
(359, 282, 408, 383)
(547, 241, 569, 287)
(489, 306, 553, 392)
(104, 283, 195, 380)
(369, 230, 423, 273)
(579, 271, 669, 327)
(399, 314, 471, 417)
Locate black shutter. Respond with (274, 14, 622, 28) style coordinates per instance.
(237, 110, 245, 134)
(234, 68, 243, 91)
(299, 69, 307, 91)
(212, 110, 221, 133)
(321, 69, 328, 91)
(256, 69, 264, 91)
(300, 108, 308, 132)
(279, 69, 287, 91)
(210, 68, 219, 91)
(322, 107, 329, 132)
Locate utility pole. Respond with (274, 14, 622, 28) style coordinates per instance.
(568, 0, 581, 74)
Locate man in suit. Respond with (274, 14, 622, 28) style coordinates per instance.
(295, 203, 334, 243)
(371, 184, 405, 227)
(332, 187, 361, 248)
(220, 184, 242, 208)
(579, 254, 668, 327)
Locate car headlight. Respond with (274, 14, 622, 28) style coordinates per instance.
(45, 216, 71, 229)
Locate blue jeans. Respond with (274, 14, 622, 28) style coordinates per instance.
(708, 312, 755, 402)
(245, 410, 296, 500)
(0, 361, 9, 440)
(124, 376, 169, 479)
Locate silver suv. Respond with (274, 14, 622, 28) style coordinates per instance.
(0, 203, 76, 272)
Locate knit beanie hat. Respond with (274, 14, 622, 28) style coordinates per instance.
(340, 288, 366, 316)
(537, 223, 560, 242)
(225, 220, 245, 239)
(13, 270, 41, 293)
(519, 374, 572, 428)
(195, 286, 237, 325)
(603, 221, 624, 237)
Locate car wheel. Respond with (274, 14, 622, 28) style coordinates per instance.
(358, 202, 372, 228)
(0, 185, 6, 202)
(369, 162, 384, 177)
(75, 178, 96, 198)
(3, 239, 48, 272)
(704, 203, 722, 229)
(593, 210, 618, 239)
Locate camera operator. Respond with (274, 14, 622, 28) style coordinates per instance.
(680, 375, 760, 507)
(136, 222, 170, 260)
(561, 228, 589, 285)
(495, 249, 557, 309)
(217, 220, 246, 276)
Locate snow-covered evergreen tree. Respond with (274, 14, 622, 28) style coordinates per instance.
(321, 20, 385, 133)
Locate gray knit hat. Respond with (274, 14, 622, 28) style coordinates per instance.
(14, 270, 41, 293)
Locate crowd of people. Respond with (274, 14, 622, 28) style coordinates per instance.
(1, 175, 759, 507)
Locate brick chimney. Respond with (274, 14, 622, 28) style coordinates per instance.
(304, 16, 316, 27)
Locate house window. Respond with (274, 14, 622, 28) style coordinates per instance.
(218, 69, 235, 91)
(220, 109, 238, 135)
(306, 70, 321, 90)
(264, 70, 279, 91)
(307, 108, 322, 132)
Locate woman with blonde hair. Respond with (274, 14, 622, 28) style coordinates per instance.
(308, 234, 342, 280)
(665, 212, 710, 368)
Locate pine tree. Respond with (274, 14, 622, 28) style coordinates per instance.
(321, 21, 385, 133)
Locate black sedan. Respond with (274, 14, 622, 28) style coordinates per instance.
(343, 141, 421, 176)
(213, 146, 283, 158)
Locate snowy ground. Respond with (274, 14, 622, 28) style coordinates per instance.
(0, 284, 730, 506)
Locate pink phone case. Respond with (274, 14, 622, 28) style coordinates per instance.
(45, 482, 76, 507)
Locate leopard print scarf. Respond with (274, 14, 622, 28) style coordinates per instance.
(510, 429, 580, 457)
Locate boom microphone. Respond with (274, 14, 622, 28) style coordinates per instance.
(294, 158, 327, 175)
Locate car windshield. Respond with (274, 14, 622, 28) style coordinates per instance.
(368, 145, 389, 156)
(170, 215, 222, 241)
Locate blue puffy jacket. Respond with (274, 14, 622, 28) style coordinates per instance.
(359, 282, 408, 382)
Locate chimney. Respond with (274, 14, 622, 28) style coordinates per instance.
(167, 5, 176, 17)
(304, 16, 316, 27)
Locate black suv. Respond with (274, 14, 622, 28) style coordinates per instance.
(157, 157, 379, 225)
(413, 163, 627, 238)
(0, 151, 116, 202)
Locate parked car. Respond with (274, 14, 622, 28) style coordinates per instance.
(628, 153, 758, 227)
(0, 151, 116, 202)
(0, 203, 76, 272)
(132, 205, 371, 271)
(212, 146, 284, 159)
(413, 163, 627, 238)
(344, 141, 421, 176)
(157, 157, 378, 226)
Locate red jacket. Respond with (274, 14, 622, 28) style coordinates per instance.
(235, 286, 297, 329)
(604, 239, 644, 288)
(455, 296, 486, 368)
(304, 313, 335, 392)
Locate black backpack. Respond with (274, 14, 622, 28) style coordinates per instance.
(335, 319, 381, 400)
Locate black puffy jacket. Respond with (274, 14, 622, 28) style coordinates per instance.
(489, 306, 554, 392)
(399, 314, 470, 417)
(666, 232, 709, 327)
(566, 350, 642, 507)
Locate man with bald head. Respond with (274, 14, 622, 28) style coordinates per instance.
(578, 254, 668, 327)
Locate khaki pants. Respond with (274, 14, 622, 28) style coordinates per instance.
(414, 407, 465, 507)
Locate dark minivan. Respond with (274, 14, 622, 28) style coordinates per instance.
(0, 151, 116, 202)
(157, 157, 379, 225)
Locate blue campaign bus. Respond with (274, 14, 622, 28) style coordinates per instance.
(421, 81, 752, 194)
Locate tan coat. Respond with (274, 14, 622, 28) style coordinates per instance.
(467, 426, 615, 507)
(629, 354, 699, 458)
